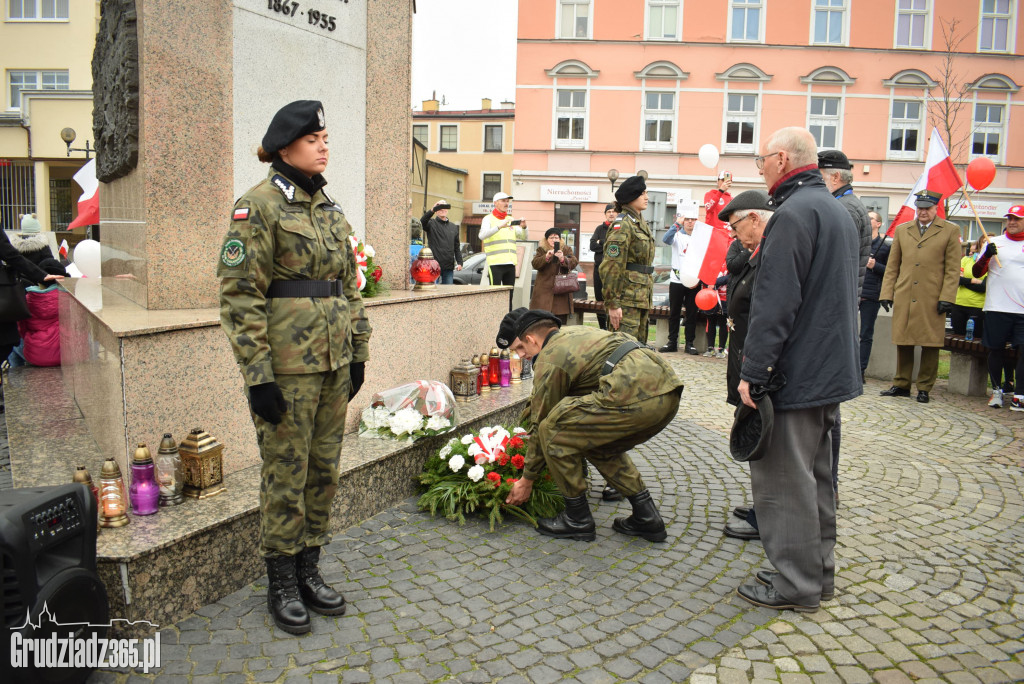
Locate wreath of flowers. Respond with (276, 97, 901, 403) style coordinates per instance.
(418, 425, 564, 530)
(350, 235, 388, 298)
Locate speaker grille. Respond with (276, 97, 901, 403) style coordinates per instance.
(2, 549, 27, 629)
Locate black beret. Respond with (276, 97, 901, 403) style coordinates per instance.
(718, 190, 772, 223)
(604, 203, 615, 212)
(544, 227, 561, 239)
(614, 175, 646, 205)
(262, 100, 326, 156)
(514, 310, 562, 340)
(817, 149, 852, 170)
(496, 307, 529, 349)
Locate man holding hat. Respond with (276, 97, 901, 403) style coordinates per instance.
(972, 204, 1024, 411)
(480, 191, 527, 287)
(818, 150, 871, 292)
(420, 199, 463, 284)
(600, 175, 656, 342)
(497, 308, 683, 542)
(879, 189, 961, 403)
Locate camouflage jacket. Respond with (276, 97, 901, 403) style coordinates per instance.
(217, 169, 371, 387)
(598, 206, 655, 310)
(519, 326, 684, 480)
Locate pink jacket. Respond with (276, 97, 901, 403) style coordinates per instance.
(17, 285, 61, 367)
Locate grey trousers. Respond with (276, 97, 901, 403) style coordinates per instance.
(750, 404, 838, 606)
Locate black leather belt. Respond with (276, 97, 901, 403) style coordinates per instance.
(626, 264, 654, 274)
(602, 340, 642, 376)
(265, 279, 344, 298)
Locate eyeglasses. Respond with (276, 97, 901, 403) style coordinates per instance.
(754, 151, 781, 170)
(728, 215, 752, 231)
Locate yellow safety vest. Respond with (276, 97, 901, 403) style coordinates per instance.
(482, 215, 517, 267)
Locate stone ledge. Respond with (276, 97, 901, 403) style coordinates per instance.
(6, 365, 530, 634)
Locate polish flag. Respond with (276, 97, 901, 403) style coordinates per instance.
(67, 159, 99, 230)
(678, 222, 733, 286)
(887, 129, 963, 236)
(58, 239, 69, 259)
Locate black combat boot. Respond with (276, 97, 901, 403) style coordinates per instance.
(296, 547, 347, 616)
(265, 556, 311, 634)
(612, 490, 668, 542)
(537, 494, 596, 541)
(602, 485, 624, 501)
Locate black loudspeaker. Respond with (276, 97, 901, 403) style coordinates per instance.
(0, 483, 109, 684)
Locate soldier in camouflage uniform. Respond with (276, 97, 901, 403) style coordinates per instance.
(218, 101, 371, 635)
(599, 175, 656, 344)
(498, 309, 684, 542)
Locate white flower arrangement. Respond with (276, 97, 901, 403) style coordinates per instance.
(466, 464, 485, 482)
(358, 381, 458, 442)
(448, 454, 465, 472)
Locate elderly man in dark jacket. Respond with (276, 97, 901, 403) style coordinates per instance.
(736, 127, 862, 614)
(420, 199, 463, 284)
(818, 150, 871, 291)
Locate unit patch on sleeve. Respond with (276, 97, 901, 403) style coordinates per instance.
(221, 238, 246, 268)
(606, 244, 621, 258)
(233, 207, 250, 221)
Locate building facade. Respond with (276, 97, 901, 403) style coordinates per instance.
(513, 0, 1024, 258)
(412, 98, 515, 249)
(0, 0, 98, 233)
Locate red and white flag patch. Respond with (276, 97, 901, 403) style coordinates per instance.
(233, 207, 250, 221)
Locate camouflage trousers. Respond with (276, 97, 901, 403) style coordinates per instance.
(535, 388, 682, 498)
(616, 307, 650, 344)
(252, 367, 351, 557)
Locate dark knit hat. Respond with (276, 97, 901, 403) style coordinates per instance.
(514, 310, 562, 340)
(817, 149, 852, 170)
(262, 100, 326, 156)
(496, 307, 529, 349)
(718, 190, 772, 223)
(544, 227, 561, 239)
(614, 175, 646, 205)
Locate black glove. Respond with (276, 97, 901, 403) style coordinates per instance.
(879, 300, 892, 312)
(937, 300, 953, 315)
(349, 362, 365, 400)
(249, 382, 286, 425)
(983, 242, 998, 259)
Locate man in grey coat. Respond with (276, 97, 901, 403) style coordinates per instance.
(737, 127, 861, 613)
(818, 150, 871, 291)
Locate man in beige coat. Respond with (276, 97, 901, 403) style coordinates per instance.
(878, 190, 961, 403)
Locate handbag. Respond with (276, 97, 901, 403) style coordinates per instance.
(553, 268, 579, 296)
(0, 265, 30, 324)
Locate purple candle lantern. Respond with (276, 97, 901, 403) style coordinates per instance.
(129, 443, 160, 516)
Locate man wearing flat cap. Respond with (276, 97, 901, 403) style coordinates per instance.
(497, 309, 684, 542)
(420, 199, 463, 284)
(818, 150, 871, 292)
(600, 175, 656, 343)
(879, 189, 961, 403)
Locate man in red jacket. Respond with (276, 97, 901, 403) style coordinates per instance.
(702, 171, 734, 231)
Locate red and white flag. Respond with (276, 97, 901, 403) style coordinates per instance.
(887, 129, 963, 236)
(678, 222, 733, 286)
(67, 159, 99, 230)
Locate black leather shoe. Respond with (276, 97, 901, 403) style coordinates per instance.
(917, 390, 930, 403)
(601, 485, 623, 501)
(685, 347, 699, 355)
(265, 556, 311, 634)
(732, 505, 752, 520)
(296, 547, 347, 616)
(612, 490, 667, 542)
(724, 519, 759, 540)
(737, 583, 818, 613)
(755, 570, 834, 601)
(538, 494, 596, 541)
(879, 386, 911, 397)
(658, 343, 678, 353)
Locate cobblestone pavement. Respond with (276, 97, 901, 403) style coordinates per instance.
(84, 356, 1023, 683)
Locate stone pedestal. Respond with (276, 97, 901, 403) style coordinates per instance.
(864, 308, 920, 382)
(948, 353, 989, 396)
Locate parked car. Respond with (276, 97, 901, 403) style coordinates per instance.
(453, 252, 588, 299)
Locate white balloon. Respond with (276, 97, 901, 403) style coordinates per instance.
(698, 144, 720, 169)
(679, 272, 700, 288)
(73, 239, 102, 279)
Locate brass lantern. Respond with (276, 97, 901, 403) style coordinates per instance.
(450, 359, 479, 402)
(178, 428, 226, 499)
(98, 457, 129, 528)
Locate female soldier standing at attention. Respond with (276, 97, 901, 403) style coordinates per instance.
(217, 100, 372, 635)
(599, 175, 655, 343)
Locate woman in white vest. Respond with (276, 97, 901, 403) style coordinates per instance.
(479, 192, 527, 286)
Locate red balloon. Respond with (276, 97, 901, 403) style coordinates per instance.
(967, 157, 996, 191)
(695, 288, 719, 311)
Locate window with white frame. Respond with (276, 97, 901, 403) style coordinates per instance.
(888, 100, 923, 159)
(439, 125, 457, 151)
(643, 92, 674, 150)
(7, 0, 68, 19)
(979, 0, 1011, 52)
(647, 0, 680, 40)
(412, 124, 428, 146)
(484, 125, 503, 152)
(808, 96, 841, 149)
(895, 0, 928, 48)
(482, 173, 502, 200)
(972, 103, 1004, 159)
(555, 89, 586, 148)
(7, 69, 69, 109)
(812, 0, 846, 45)
(724, 93, 757, 151)
(730, 0, 762, 41)
(558, 0, 590, 39)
